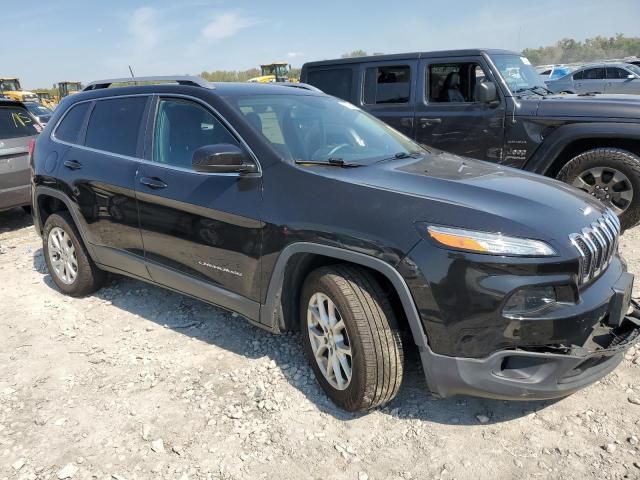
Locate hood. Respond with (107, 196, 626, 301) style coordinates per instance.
(324, 151, 608, 248)
(528, 93, 640, 120)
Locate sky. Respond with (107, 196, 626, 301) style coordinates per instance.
(2, 0, 639, 90)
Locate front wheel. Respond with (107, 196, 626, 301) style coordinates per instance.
(557, 148, 640, 231)
(300, 265, 404, 411)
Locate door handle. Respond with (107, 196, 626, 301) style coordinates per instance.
(419, 117, 442, 127)
(63, 160, 82, 170)
(400, 117, 414, 127)
(139, 176, 168, 189)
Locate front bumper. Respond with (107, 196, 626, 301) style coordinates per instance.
(420, 299, 640, 400)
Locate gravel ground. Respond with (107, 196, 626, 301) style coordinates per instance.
(1, 208, 639, 480)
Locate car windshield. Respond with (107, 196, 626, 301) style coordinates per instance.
(626, 64, 640, 76)
(225, 94, 424, 164)
(26, 103, 53, 116)
(489, 54, 547, 94)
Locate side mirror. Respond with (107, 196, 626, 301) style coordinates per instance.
(475, 81, 499, 104)
(192, 144, 258, 174)
(628, 74, 636, 80)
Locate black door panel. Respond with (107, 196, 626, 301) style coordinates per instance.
(416, 57, 506, 161)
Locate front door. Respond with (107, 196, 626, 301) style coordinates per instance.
(605, 66, 640, 94)
(356, 60, 417, 138)
(415, 57, 506, 161)
(136, 96, 263, 313)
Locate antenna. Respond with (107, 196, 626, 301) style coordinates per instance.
(128, 66, 135, 78)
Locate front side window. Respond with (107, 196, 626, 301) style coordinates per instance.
(85, 97, 147, 156)
(306, 68, 352, 101)
(0, 106, 39, 139)
(363, 65, 411, 104)
(226, 94, 423, 164)
(489, 54, 546, 94)
(55, 102, 90, 144)
(427, 62, 489, 103)
(153, 98, 239, 169)
(606, 67, 630, 79)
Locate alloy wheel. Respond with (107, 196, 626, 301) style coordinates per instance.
(307, 292, 353, 390)
(572, 166, 633, 215)
(47, 226, 78, 285)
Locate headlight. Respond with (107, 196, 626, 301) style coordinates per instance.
(503, 286, 557, 315)
(426, 225, 556, 257)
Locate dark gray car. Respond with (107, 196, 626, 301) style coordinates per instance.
(547, 62, 640, 94)
(0, 99, 39, 212)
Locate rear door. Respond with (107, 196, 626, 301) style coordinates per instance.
(0, 104, 39, 209)
(574, 67, 606, 93)
(415, 56, 505, 160)
(356, 61, 417, 138)
(53, 96, 149, 277)
(605, 66, 640, 94)
(136, 95, 263, 314)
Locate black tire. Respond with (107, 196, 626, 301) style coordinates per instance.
(300, 264, 404, 411)
(557, 148, 640, 231)
(43, 212, 106, 296)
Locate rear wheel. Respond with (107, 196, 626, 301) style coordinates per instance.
(557, 148, 640, 231)
(43, 212, 106, 296)
(300, 265, 404, 411)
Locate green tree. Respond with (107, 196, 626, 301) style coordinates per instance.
(341, 49, 368, 58)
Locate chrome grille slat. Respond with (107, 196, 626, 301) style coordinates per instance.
(569, 210, 620, 285)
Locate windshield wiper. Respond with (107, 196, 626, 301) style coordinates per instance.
(295, 157, 365, 168)
(390, 150, 425, 160)
(513, 85, 551, 96)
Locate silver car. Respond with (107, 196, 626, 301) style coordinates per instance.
(546, 62, 640, 94)
(0, 99, 40, 212)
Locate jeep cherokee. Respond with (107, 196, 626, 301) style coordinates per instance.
(31, 76, 640, 411)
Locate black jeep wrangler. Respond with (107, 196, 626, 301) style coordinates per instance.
(31, 76, 639, 412)
(301, 49, 640, 230)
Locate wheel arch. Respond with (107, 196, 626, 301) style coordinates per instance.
(259, 242, 429, 350)
(524, 123, 640, 177)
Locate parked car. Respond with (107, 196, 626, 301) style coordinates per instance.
(300, 50, 640, 230)
(31, 76, 639, 411)
(546, 62, 640, 95)
(24, 101, 54, 126)
(1, 98, 39, 213)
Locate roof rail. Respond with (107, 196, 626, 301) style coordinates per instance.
(83, 75, 213, 91)
(272, 82, 323, 93)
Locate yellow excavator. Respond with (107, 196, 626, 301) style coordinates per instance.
(34, 91, 57, 109)
(0, 77, 39, 102)
(247, 62, 297, 83)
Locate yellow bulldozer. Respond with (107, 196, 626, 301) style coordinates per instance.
(57, 81, 82, 98)
(247, 62, 297, 83)
(34, 91, 57, 109)
(0, 77, 39, 103)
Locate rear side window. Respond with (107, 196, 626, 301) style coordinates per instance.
(573, 70, 583, 80)
(85, 97, 147, 156)
(582, 68, 605, 80)
(306, 68, 352, 101)
(363, 65, 411, 104)
(54, 102, 90, 144)
(0, 106, 39, 139)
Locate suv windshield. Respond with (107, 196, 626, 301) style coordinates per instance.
(489, 54, 547, 94)
(226, 94, 423, 163)
(26, 103, 53, 116)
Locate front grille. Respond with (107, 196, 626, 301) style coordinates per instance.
(569, 209, 620, 285)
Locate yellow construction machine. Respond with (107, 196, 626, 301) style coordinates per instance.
(247, 62, 297, 83)
(0, 77, 39, 102)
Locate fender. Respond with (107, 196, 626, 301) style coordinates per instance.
(523, 122, 640, 175)
(33, 185, 98, 260)
(259, 242, 429, 351)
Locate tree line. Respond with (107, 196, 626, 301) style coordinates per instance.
(523, 34, 640, 65)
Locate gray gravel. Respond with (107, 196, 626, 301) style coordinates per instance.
(1, 208, 639, 480)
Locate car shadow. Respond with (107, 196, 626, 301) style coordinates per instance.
(33, 250, 556, 424)
(0, 207, 33, 233)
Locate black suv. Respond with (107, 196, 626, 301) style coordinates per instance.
(301, 49, 640, 230)
(31, 76, 639, 412)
